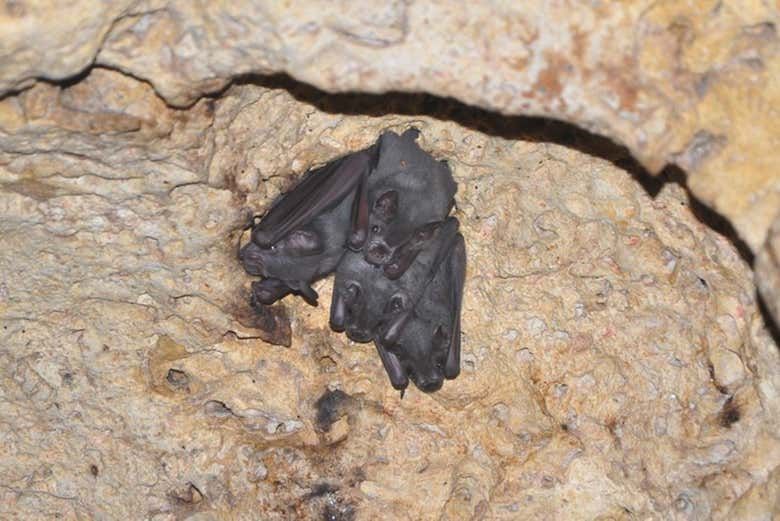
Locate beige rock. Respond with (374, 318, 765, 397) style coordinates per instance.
(0, 66, 778, 520)
(0, 1, 134, 93)
(757, 211, 780, 325)
(1, 1, 778, 271)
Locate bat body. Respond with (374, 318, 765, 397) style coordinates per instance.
(376, 229, 466, 392)
(330, 217, 460, 344)
(352, 129, 457, 274)
(239, 147, 378, 305)
(236, 128, 467, 394)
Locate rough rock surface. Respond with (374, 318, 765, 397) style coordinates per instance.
(757, 211, 780, 327)
(1, 1, 778, 288)
(0, 70, 778, 520)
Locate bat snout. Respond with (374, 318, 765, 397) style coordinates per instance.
(409, 372, 443, 393)
(417, 378, 443, 393)
(365, 241, 392, 266)
(345, 326, 374, 343)
(407, 366, 444, 393)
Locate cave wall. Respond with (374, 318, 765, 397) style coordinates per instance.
(0, 2, 779, 520)
(2, 1, 779, 316)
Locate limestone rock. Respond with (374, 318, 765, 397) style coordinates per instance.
(757, 211, 780, 324)
(0, 70, 777, 519)
(1, 1, 778, 275)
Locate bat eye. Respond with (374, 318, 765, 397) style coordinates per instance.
(386, 295, 405, 313)
(374, 191, 398, 220)
(371, 225, 381, 234)
(269, 244, 277, 252)
(345, 283, 360, 303)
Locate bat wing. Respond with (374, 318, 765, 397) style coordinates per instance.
(383, 220, 440, 280)
(380, 217, 461, 347)
(375, 230, 465, 391)
(347, 166, 371, 250)
(444, 233, 466, 379)
(252, 146, 378, 247)
(375, 339, 409, 390)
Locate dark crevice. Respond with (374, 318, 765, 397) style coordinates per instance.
(235, 74, 653, 193)
(656, 166, 754, 266)
(22, 68, 760, 274)
(0, 67, 94, 104)
(231, 73, 780, 335)
(235, 74, 754, 265)
(758, 291, 780, 350)
(233, 73, 780, 336)
(14, 69, 779, 336)
(0, 82, 34, 103)
(49, 67, 94, 90)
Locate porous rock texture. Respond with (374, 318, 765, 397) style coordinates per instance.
(1, 1, 779, 323)
(2, 2, 780, 519)
(1, 68, 778, 520)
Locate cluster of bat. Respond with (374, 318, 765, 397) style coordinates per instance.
(239, 129, 465, 393)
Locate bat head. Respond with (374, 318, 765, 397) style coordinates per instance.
(239, 227, 324, 278)
(330, 250, 405, 343)
(363, 190, 399, 266)
(361, 128, 456, 268)
(386, 315, 451, 393)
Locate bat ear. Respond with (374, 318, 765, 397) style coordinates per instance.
(330, 291, 346, 331)
(433, 325, 448, 347)
(444, 235, 465, 380)
(284, 230, 323, 256)
(381, 311, 410, 347)
(375, 340, 409, 391)
(402, 127, 420, 141)
(383, 294, 407, 314)
(374, 191, 398, 221)
(438, 324, 458, 379)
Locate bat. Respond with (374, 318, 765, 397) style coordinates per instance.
(375, 228, 466, 392)
(330, 217, 460, 344)
(239, 145, 379, 305)
(236, 127, 467, 394)
(350, 128, 457, 275)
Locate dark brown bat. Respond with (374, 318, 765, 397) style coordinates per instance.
(330, 217, 460, 343)
(350, 128, 457, 274)
(375, 229, 466, 392)
(238, 145, 378, 305)
(237, 128, 466, 393)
